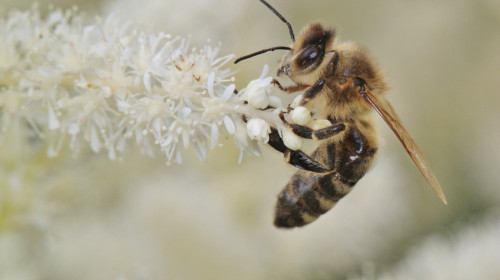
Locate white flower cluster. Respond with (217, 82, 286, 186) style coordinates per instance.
(0, 6, 314, 164)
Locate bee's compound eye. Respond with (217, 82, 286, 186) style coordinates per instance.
(297, 46, 320, 68)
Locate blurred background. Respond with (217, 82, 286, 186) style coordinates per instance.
(1, 0, 500, 279)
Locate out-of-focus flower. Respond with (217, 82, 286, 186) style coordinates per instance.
(348, 210, 500, 280)
(0, 6, 291, 164)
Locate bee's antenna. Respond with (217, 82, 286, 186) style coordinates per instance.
(234, 1, 294, 64)
(259, 0, 295, 42)
(234, 46, 291, 64)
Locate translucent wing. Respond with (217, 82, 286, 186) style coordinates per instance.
(361, 89, 448, 204)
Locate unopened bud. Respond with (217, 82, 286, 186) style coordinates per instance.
(290, 106, 311, 125)
(282, 129, 302, 150)
(308, 119, 332, 130)
(246, 118, 271, 143)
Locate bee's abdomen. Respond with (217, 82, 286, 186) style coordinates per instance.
(274, 124, 377, 228)
(274, 172, 352, 228)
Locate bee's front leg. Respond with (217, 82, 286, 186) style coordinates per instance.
(271, 79, 308, 93)
(268, 128, 331, 173)
(272, 78, 325, 106)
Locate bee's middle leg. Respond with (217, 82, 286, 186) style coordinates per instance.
(297, 78, 325, 106)
(277, 106, 346, 141)
(289, 123, 345, 141)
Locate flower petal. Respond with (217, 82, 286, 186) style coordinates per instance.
(223, 115, 236, 135)
(210, 122, 219, 149)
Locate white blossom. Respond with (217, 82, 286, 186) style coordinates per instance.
(0, 6, 298, 164)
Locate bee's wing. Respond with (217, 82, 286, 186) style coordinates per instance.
(361, 89, 448, 205)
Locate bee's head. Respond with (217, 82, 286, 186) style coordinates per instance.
(277, 24, 336, 84)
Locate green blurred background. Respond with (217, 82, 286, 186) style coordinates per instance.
(1, 0, 500, 279)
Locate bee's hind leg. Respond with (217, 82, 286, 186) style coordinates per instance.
(268, 128, 331, 173)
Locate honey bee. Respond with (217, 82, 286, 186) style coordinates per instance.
(235, 0, 447, 228)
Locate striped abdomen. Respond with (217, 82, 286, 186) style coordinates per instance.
(274, 124, 377, 228)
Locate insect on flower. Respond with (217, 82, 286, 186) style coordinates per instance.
(235, 0, 447, 228)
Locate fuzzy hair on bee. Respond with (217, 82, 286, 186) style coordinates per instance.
(235, 0, 447, 228)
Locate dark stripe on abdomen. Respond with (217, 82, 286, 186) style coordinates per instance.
(274, 173, 349, 228)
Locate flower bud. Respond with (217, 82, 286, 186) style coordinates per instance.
(246, 118, 271, 143)
(308, 119, 332, 130)
(290, 106, 311, 125)
(247, 88, 269, 109)
(244, 79, 272, 109)
(282, 129, 302, 150)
